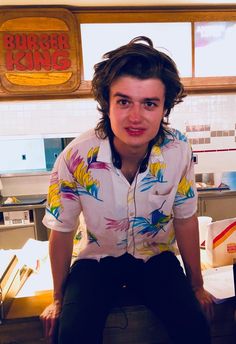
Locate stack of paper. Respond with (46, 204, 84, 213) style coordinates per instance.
(202, 265, 235, 303)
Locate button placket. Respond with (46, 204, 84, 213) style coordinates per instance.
(127, 185, 136, 246)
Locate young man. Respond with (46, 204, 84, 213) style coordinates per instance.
(41, 36, 213, 344)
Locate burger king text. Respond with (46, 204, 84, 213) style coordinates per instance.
(3, 33, 72, 71)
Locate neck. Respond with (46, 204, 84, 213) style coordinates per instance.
(112, 138, 151, 184)
(113, 138, 148, 163)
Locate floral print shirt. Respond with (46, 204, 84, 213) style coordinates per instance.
(43, 128, 197, 262)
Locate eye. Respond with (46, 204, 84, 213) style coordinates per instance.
(144, 101, 157, 109)
(117, 99, 130, 107)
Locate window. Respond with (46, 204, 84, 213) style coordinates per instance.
(81, 22, 192, 80)
(76, 7, 236, 95)
(194, 21, 236, 77)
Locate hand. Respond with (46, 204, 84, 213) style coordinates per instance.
(40, 301, 61, 343)
(194, 287, 215, 321)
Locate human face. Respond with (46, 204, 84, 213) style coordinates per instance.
(109, 76, 165, 154)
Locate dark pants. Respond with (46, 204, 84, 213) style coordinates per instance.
(58, 252, 211, 344)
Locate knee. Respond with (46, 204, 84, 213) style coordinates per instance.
(58, 305, 78, 344)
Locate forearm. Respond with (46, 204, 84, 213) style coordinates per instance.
(174, 214, 203, 290)
(49, 229, 75, 303)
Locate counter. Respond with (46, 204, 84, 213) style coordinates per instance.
(197, 189, 236, 221)
(0, 252, 235, 344)
(0, 195, 48, 249)
(198, 189, 236, 199)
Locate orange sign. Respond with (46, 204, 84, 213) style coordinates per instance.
(0, 9, 80, 95)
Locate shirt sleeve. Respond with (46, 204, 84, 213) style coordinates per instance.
(173, 142, 198, 219)
(42, 149, 82, 232)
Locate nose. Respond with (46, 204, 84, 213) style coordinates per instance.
(128, 103, 142, 122)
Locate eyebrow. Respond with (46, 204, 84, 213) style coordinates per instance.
(113, 92, 130, 99)
(113, 92, 161, 102)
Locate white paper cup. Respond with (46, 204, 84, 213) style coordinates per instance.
(198, 216, 213, 247)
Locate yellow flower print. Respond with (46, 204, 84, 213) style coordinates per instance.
(149, 162, 166, 178)
(175, 176, 195, 205)
(152, 145, 162, 156)
(47, 172, 62, 220)
(177, 176, 193, 197)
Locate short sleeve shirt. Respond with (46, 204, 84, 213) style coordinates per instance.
(43, 128, 197, 262)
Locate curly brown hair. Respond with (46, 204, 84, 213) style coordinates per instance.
(92, 36, 186, 143)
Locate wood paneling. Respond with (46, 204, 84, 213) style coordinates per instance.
(0, 5, 236, 99)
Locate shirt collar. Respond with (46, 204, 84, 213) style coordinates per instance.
(97, 138, 112, 164)
(97, 137, 164, 165)
(149, 144, 164, 164)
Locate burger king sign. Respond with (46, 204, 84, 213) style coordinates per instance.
(0, 8, 80, 96)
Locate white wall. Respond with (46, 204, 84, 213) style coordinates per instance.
(0, 93, 236, 196)
(0, 138, 46, 172)
(0, 99, 99, 138)
(170, 93, 236, 174)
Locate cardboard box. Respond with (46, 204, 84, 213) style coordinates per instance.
(0, 253, 32, 322)
(3, 210, 30, 226)
(0, 254, 19, 322)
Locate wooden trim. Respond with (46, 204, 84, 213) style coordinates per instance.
(0, 6, 236, 99)
(77, 79, 236, 96)
(1, 79, 236, 100)
(75, 9, 236, 96)
(75, 9, 236, 23)
(191, 22, 195, 78)
(183, 76, 236, 87)
(71, 78, 236, 96)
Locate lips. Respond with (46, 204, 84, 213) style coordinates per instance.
(125, 127, 145, 136)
